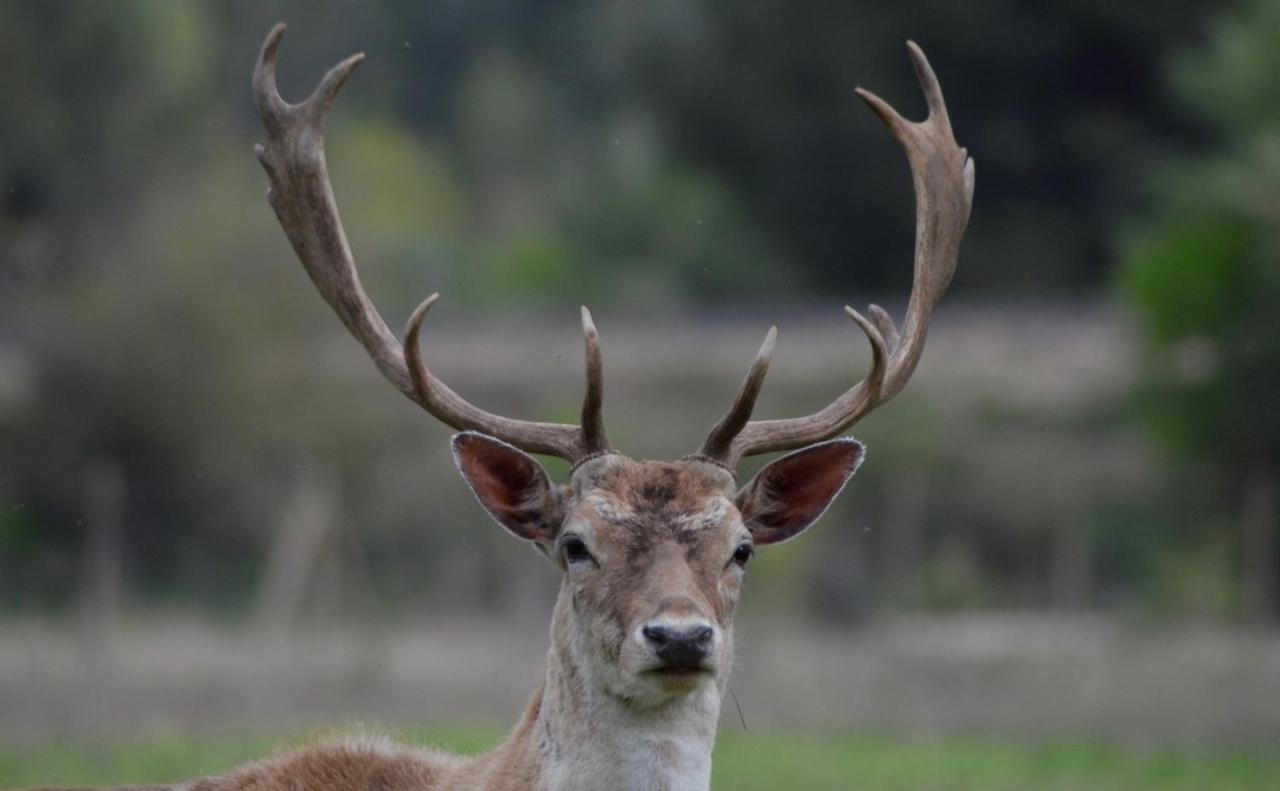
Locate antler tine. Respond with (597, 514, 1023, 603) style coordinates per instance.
(579, 307, 611, 455)
(867, 303, 901, 352)
(694, 327, 777, 463)
(707, 311, 887, 466)
(254, 24, 593, 462)
(699, 41, 972, 466)
(252, 23, 289, 130)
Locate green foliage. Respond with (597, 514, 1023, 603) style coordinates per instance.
(1142, 531, 1239, 619)
(3, 729, 1274, 791)
(914, 543, 995, 611)
(1119, 0, 1280, 468)
(1171, 0, 1280, 134)
(466, 231, 587, 306)
(0, 2, 213, 237)
(1123, 210, 1256, 345)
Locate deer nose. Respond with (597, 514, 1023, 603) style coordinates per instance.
(642, 623, 716, 668)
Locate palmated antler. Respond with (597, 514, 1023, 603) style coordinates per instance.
(695, 41, 974, 468)
(252, 23, 610, 461)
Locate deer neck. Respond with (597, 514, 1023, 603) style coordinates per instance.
(520, 596, 723, 791)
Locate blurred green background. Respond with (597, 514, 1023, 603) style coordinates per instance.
(2, 0, 1279, 787)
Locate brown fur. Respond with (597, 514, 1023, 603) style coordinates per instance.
(136, 689, 546, 791)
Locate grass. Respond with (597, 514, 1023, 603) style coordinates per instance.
(2, 727, 1276, 790)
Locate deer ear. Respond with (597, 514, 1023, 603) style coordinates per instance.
(452, 432, 562, 543)
(735, 439, 865, 546)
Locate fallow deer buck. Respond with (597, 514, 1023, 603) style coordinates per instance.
(39, 23, 972, 791)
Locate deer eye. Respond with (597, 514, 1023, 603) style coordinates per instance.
(731, 543, 754, 567)
(562, 537, 593, 566)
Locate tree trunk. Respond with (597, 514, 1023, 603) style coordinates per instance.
(881, 468, 928, 607)
(253, 466, 338, 635)
(1241, 466, 1278, 624)
(1050, 505, 1091, 611)
(81, 458, 124, 653)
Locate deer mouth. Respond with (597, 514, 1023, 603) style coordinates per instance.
(644, 666, 713, 694)
(651, 666, 710, 676)
(645, 662, 715, 683)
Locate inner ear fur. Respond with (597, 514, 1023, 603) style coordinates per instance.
(735, 438, 865, 546)
(452, 432, 562, 543)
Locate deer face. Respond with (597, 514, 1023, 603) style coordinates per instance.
(452, 432, 864, 706)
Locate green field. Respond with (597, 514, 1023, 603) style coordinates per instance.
(3, 728, 1276, 790)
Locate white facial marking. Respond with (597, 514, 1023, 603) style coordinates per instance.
(583, 493, 635, 526)
(671, 496, 730, 532)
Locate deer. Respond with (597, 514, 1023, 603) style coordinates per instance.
(32, 22, 972, 791)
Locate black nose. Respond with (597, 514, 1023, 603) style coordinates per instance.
(642, 624, 715, 668)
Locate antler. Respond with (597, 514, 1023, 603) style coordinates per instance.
(252, 23, 610, 461)
(695, 41, 974, 468)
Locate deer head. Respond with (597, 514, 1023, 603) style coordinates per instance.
(253, 23, 972, 706)
(449, 431, 864, 703)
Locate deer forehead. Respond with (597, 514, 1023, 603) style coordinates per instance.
(567, 460, 741, 553)
(578, 494, 734, 535)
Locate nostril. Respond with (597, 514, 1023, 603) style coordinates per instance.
(643, 625, 671, 645)
(644, 623, 716, 669)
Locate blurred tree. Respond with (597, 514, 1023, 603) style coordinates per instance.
(0, 0, 1242, 616)
(0, 2, 214, 289)
(1120, 0, 1280, 620)
(382, 0, 1219, 296)
(0, 1, 221, 608)
(623, 0, 1217, 294)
